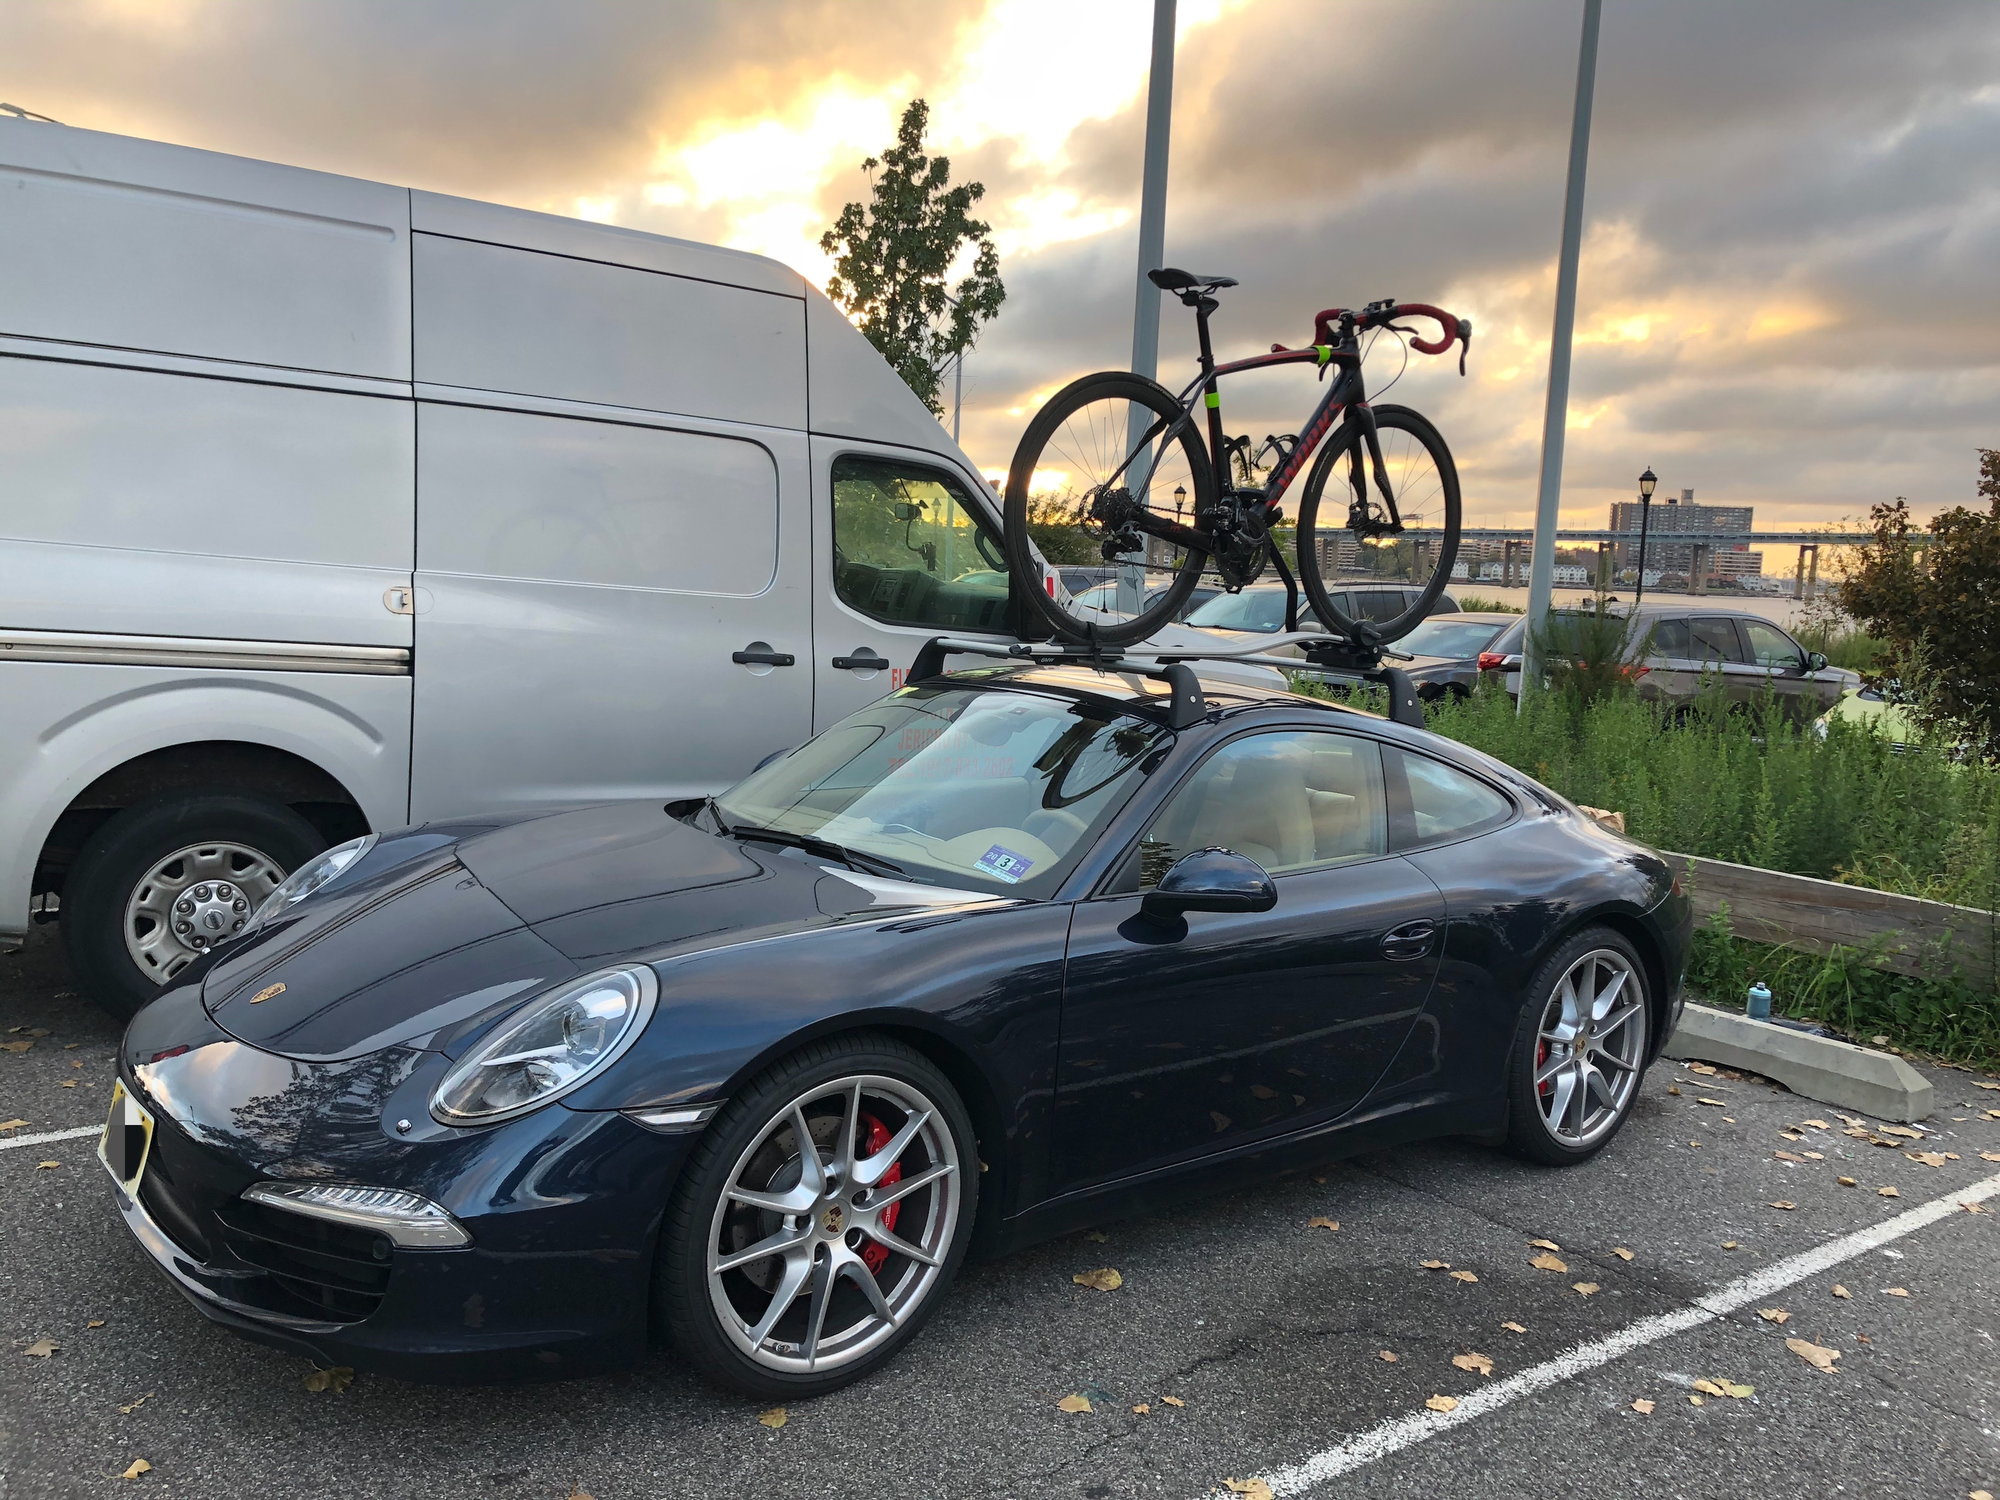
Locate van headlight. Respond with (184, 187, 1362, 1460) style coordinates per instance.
(432, 967, 657, 1125)
(248, 833, 377, 930)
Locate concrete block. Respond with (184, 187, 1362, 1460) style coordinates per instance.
(1662, 1003, 1933, 1123)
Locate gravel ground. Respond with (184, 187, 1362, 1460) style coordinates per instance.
(4, 926, 1997, 1500)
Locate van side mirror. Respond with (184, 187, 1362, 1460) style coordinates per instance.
(1141, 848, 1276, 919)
(1805, 651, 1830, 673)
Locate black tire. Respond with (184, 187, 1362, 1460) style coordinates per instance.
(62, 791, 324, 1022)
(1296, 403, 1461, 644)
(1004, 370, 1217, 647)
(656, 1033, 980, 1399)
(1502, 926, 1653, 1167)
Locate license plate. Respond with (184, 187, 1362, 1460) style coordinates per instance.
(98, 1081, 155, 1195)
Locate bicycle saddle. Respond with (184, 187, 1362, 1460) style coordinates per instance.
(1148, 267, 1237, 292)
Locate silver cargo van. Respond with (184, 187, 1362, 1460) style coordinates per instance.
(0, 119, 1078, 1015)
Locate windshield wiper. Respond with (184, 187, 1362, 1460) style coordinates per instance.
(716, 815, 911, 879)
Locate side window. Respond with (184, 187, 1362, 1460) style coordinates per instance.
(1647, 618, 1691, 657)
(1741, 619, 1804, 668)
(831, 456, 1010, 632)
(1137, 731, 1388, 886)
(1357, 590, 1405, 624)
(1390, 748, 1513, 847)
(1688, 617, 1745, 663)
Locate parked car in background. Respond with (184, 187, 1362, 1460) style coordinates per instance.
(1185, 581, 1462, 639)
(1388, 613, 1519, 701)
(1815, 683, 1920, 750)
(1479, 606, 1845, 721)
(104, 657, 1690, 1395)
(1072, 578, 1222, 622)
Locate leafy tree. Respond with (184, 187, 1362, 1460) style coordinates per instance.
(820, 99, 1005, 418)
(1841, 449, 2000, 757)
(1022, 494, 1100, 566)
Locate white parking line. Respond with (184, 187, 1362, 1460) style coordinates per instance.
(0, 1124, 100, 1151)
(1209, 1167, 2000, 1497)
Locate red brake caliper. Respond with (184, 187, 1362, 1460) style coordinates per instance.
(857, 1113, 903, 1275)
(1536, 1039, 1553, 1097)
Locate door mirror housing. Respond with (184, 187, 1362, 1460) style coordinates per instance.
(1141, 847, 1277, 919)
(1804, 651, 1830, 673)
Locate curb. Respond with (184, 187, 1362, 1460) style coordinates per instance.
(1662, 1003, 1934, 1122)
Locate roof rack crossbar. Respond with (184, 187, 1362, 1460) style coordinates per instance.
(905, 635, 1426, 730)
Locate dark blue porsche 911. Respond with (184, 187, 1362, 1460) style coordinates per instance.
(103, 655, 1690, 1397)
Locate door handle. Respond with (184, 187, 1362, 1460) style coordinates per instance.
(732, 647, 797, 667)
(1381, 920, 1437, 960)
(831, 651, 892, 672)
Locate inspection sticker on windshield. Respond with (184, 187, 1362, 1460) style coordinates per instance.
(974, 844, 1035, 884)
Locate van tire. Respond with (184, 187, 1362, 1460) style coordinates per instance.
(62, 792, 325, 1022)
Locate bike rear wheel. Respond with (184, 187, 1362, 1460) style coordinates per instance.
(1003, 371, 1216, 648)
(1296, 403, 1461, 644)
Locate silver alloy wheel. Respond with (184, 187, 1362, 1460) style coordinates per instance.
(123, 841, 287, 984)
(706, 1073, 962, 1374)
(1534, 947, 1646, 1147)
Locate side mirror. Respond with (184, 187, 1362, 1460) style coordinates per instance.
(1805, 651, 1830, 673)
(1141, 847, 1276, 919)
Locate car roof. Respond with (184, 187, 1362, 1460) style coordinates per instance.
(1417, 611, 1517, 624)
(943, 662, 1382, 726)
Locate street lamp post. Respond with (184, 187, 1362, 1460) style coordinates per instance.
(1632, 467, 1657, 607)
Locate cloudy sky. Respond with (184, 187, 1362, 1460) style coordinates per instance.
(7, 0, 1997, 554)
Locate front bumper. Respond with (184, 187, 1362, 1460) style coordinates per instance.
(111, 1003, 697, 1383)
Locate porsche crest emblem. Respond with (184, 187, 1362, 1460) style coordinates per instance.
(249, 982, 287, 1004)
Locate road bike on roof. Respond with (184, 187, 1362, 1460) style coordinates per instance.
(1002, 267, 1471, 652)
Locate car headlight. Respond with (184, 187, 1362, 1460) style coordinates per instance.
(431, 966, 657, 1125)
(248, 833, 378, 929)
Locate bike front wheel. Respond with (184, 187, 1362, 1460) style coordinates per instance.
(1003, 371, 1217, 648)
(1296, 403, 1461, 644)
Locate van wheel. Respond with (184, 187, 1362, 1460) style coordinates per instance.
(62, 793, 324, 1021)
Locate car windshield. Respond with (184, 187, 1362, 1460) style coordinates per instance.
(1399, 618, 1507, 659)
(714, 683, 1172, 898)
(1185, 589, 1287, 633)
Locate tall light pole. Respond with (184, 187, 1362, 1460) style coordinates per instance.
(1520, 0, 1602, 705)
(1632, 466, 1657, 607)
(1116, 0, 1177, 618)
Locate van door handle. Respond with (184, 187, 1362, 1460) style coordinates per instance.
(831, 651, 892, 672)
(1381, 920, 1437, 960)
(731, 647, 797, 667)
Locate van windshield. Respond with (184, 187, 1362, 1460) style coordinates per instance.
(715, 684, 1171, 898)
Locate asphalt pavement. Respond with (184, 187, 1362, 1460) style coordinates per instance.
(4, 926, 1997, 1500)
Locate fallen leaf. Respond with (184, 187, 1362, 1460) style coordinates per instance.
(1758, 1308, 1791, 1324)
(1666, 1085, 1681, 1096)
(302, 1366, 353, 1394)
(758, 1406, 789, 1427)
(1785, 1337, 1841, 1373)
(0, 1040, 35, 1053)
(1501, 1321, 1527, 1334)
(1871, 1035, 1890, 1046)
(1306, 1217, 1340, 1232)
(1906, 1151, 1948, 1168)
(1773, 1150, 1806, 1162)
(1611, 1247, 1635, 1261)
(1161, 1395, 1186, 1407)
(1420, 1259, 1451, 1270)
(1084, 1230, 1110, 1243)
(1976, 1082, 2000, 1090)
(1424, 1395, 1459, 1413)
(0, 1118, 28, 1131)
(86, 1320, 105, 1330)
(36, 1160, 59, 1170)
(1769, 1201, 1796, 1211)
(1779, 1130, 1806, 1141)
(1717, 1379, 1755, 1398)
(1572, 1282, 1600, 1296)
(1697, 1097, 1727, 1107)
(1971, 1491, 1994, 1500)
(1880, 1124, 1923, 1138)
(1837, 1114, 1867, 1126)
(1832, 1284, 1852, 1299)
(1837, 1176, 1859, 1187)
(1722, 1241, 1739, 1250)
(1072, 1268, 1123, 1292)
(1982, 1152, 2000, 1163)
(1798, 1120, 1830, 1129)
(1448, 1270, 1479, 1284)
(1688, 1394, 1705, 1406)
(119, 1460, 151, 1480)
(1691, 1378, 1725, 1396)
(1722, 1117, 1737, 1124)
(1631, 1398, 1655, 1414)
(1452, 1352, 1494, 1376)
(1223, 1480, 1274, 1500)
(1688, 1062, 1717, 1075)
(1056, 1394, 1092, 1414)
(1965, 1201, 1988, 1213)
(1689, 1141, 1702, 1148)
(118, 1394, 152, 1415)
(1878, 1186, 1900, 1198)
(1377, 1350, 1398, 1363)
(1529, 1252, 1569, 1273)
(1883, 1287, 1911, 1297)
(1131, 1403, 1151, 1414)
(1209, 1111, 1230, 1133)
(60, 1079, 77, 1088)
(1249, 1084, 1278, 1100)
(1528, 1238, 1562, 1252)
(23, 1338, 58, 1358)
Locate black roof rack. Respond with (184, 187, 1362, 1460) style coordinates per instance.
(906, 634, 1427, 730)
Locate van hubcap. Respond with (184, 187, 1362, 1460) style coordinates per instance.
(124, 842, 286, 984)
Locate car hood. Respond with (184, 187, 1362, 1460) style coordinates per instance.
(198, 803, 969, 1062)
